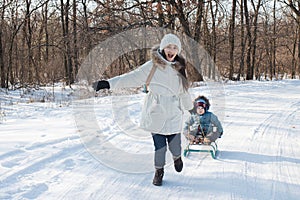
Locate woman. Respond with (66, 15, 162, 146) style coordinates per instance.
(93, 33, 193, 186)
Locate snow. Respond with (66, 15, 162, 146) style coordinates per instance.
(1, 79, 300, 200)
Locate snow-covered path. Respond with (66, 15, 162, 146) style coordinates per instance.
(1, 80, 300, 200)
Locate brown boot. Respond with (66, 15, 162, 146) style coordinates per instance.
(152, 168, 164, 186)
(174, 157, 183, 172)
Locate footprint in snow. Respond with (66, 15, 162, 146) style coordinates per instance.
(22, 183, 48, 199)
(62, 159, 75, 170)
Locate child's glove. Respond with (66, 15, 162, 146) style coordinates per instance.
(203, 137, 211, 145)
(219, 132, 223, 138)
(93, 80, 110, 91)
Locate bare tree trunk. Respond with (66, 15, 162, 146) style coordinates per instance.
(262, 14, 272, 81)
(0, 29, 4, 88)
(238, 0, 245, 81)
(250, 0, 261, 80)
(170, 0, 191, 36)
(0, 0, 5, 88)
(157, 0, 165, 27)
(202, 3, 210, 78)
(66, 0, 73, 85)
(61, 0, 73, 85)
(191, 1, 204, 81)
(292, 29, 297, 79)
(81, 0, 92, 54)
(298, 2, 300, 78)
(194, 0, 204, 42)
(244, 0, 252, 80)
(44, 1, 49, 62)
(229, 0, 237, 80)
(209, 0, 217, 80)
(60, 0, 67, 83)
(24, 0, 34, 85)
(37, 12, 43, 84)
(73, 0, 78, 78)
(7, 1, 25, 88)
(272, 0, 277, 79)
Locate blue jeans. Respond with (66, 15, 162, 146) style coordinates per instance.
(152, 133, 181, 169)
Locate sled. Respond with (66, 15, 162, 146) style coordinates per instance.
(183, 141, 219, 159)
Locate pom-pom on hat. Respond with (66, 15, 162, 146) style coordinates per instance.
(159, 33, 182, 54)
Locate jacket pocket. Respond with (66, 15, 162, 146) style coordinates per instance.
(147, 104, 167, 132)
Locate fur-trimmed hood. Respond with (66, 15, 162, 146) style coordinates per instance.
(151, 46, 185, 72)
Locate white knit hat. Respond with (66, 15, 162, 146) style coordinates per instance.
(159, 33, 182, 54)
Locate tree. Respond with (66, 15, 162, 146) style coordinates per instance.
(0, 0, 6, 88)
(229, 0, 237, 80)
(1, 0, 300, 89)
(73, 0, 79, 78)
(238, 0, 246, 80)
(284, 0, 300, 78)
(250, 0, 262, 80)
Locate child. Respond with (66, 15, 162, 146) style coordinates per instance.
(183, 95, 223, 145)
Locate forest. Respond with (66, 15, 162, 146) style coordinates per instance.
(1, 0, 300, 89)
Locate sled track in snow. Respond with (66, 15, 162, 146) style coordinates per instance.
(56, 161, 102, 200)
(247, 104, 300, 199)
(0, 135, 80, 180)
(0, 135, 79, 161)
(0, 135, 86, 199)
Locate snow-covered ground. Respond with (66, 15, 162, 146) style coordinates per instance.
(0, 80, 300, 200)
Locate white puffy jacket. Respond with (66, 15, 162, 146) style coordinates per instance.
(108, 47, 193, 134)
